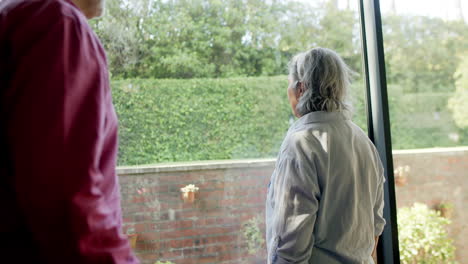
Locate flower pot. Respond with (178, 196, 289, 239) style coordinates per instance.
(439, 207, 453, 218)
(395, 175, 407, 187)
(182, 191, 196, 203)
(127, 234, 138, 249)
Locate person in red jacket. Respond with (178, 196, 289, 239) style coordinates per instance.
(0, 0, 139, 263)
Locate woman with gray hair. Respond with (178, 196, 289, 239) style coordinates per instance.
(266, 48, 386, 264)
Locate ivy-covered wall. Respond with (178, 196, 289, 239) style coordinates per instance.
(113, 77, 291, 165)
(112, 77, 467, 166)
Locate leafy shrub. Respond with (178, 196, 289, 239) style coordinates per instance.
(242, 216, 265, 254)
(112, 77, 468, 165)
(389, 90, 466, 149)
(398, 203, 456, 264)
(448, 54, 468, 129)
(112, 76, 291, 165)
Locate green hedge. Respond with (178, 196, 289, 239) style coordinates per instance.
(112, 77, 468, 165)
(387, 90, 467, 149)
(112, 76, 291, 165)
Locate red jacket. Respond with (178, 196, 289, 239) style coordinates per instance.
(0, 0, 138, 263)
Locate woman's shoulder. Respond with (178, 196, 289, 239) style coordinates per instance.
(279, 127, 328, 161)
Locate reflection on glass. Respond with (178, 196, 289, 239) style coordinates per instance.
(93, 0, 367, 262)
(381, 0, 468, 262)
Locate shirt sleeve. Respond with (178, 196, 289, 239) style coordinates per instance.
(7, 10, 137, 264)
(374, 161, 386, 236)
(269, 152, 320, 264)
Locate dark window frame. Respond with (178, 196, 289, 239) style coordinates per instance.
(358, 0, 401, 263)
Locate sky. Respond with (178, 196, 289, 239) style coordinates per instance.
(379, 0, 467, 20)
(334, 0, 468, 21)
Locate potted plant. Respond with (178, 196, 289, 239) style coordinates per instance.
(394, 165, 410, 187)
(180, 184, 199, 203)
(125, 178, 162, 250)
(134, 178, 161, 211)
(436, 202, 454, 218)
(125, 227, 138, 249)
(242, 216, 265, 255)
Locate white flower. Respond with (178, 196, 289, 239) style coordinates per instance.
(404, 165, 410, 172)
(181, 184, 199, 193)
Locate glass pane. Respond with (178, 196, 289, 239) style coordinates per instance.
(380, 0, 468, 263)
(91, 0, 369, 263)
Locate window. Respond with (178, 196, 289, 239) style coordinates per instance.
(92, 0, 373, 263)
(380, 0, 468, 262)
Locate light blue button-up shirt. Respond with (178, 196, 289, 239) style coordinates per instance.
(266, 111, 386, 264)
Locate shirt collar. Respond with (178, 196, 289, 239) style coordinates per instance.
(298, 111, 350, 125)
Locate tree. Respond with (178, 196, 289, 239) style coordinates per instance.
(91, 0, 467, 86)
(383, 15, 468, 93)
(92, 0, 365, 79)
(92, 0, 291, 79)
(448, 54, 468, 128)
(390, 0, 396, 14)
(454, 0, 464, 21)
(90, 0, 147, 78)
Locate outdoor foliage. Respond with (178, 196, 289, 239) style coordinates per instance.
(90, 0, 362, 79)
(91, 0, 467, 93)
(448, 54, 468, 129)
(112, 77, 467, 165)
(398, 203, 457, 264)
(383, 15, 467, 93)
(92, 0, 468, 137)
(112, 76, 292, 165)
(89, 0, 468, 165)
(242, 216, 265, 255)
(387, 88, 466, 149)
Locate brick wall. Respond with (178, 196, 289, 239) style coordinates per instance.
(118, 147, 468, 264)
(393, 147, 468, 263)
(118, 160, 274, 264)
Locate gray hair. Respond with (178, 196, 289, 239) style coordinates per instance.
(288, 47, 352, 115)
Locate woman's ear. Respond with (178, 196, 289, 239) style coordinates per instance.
(297, 82, 305, 98)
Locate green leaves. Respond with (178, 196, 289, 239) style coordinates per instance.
(112, 76, 292, 165)
(242, 216, 265, 255)
(398, 203, 457, 264)
(448, 54, 468, 129)
(383, 16, 468, 93)
(92, 0, 468, 97)
(92, 0, 365, 79)
(112, 76, 468, 166)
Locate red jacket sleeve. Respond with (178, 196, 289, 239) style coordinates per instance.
(5, 2, 138, 263)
